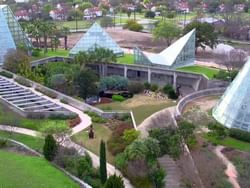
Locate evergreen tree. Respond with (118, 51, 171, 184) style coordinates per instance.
(100, 140, 107, 184)
(104, 174, 124, 188)
(43, 134, 57, 161)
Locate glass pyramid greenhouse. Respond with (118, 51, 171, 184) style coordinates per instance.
(134, 29, 196, 69)
(70, 23, 124, 56)
(213, 58, 250, 132)
(0, 5, 32, 64)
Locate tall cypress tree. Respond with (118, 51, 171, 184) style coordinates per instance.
(100, 139, 107, 184)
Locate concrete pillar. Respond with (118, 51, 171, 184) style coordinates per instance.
(124, 65, 127, 78)
(148, 68, 151, 83)
(173, 73, 177, 89)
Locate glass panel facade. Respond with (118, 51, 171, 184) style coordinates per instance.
(0, 5, 32, 64)
(213, 59, 250, 132)
(134, 29, 195, 69)
(1, 5, 32, 48)
(133, 47, 152, 65)
(70, 23, 124, 56)
(0, 6, 16, 64)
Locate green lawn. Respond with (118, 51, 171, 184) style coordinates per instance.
(0, 104, 68, 131)
(204, 134, 250, 153)
(177, 65, 220, 79)
(31, 49, 69, 61)
(71, 123, 114, 163)
(117, 54, 134, 64)
(96, 95, 176, 125)
(58, 20, 93, 29)
(0, 150, 80, 188)
(0, 130, 44, 152)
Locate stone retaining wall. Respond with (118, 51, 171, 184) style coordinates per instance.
(175, 87, 226, 118)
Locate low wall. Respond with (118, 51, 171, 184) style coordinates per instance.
(175, 87, 226, 118)
(0, 70, 137, 127)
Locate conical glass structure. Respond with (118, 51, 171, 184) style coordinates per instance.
(213, 59, 250, 132)
(70, 23, 124, 56)
(0, 5, 32, 64)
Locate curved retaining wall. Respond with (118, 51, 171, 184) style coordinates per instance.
(175, 87, 226, 118)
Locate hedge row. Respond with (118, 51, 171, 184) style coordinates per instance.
(35, 87, 58, 99)
(15, 77, 32, 87)
(0, 71, 13, 78)
(229, 128, 250, 143)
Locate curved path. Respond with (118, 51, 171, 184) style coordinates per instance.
(214, 146, 240, 188)
(138, 106, 182, 188)
(0, 125, 133, 188)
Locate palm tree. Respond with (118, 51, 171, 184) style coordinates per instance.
(38, 22, 57, 53)
(61, 27, 70, 50)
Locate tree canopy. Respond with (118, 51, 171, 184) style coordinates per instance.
(183, 21, 218, 50)
(153, 21, 181, 46)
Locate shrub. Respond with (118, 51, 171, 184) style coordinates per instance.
(168, 89, 178, 99)
(85, 111, 107, 123)
(48, 113, 78, 120)
(145, 11, 156, 18)
(123, 20, 143, 32)
(99, 75, 128, 91)
(60, 98, 69, 104)
(68, 116, 81, 128)
(144, 82, 151, 90)
(150, 84, 158, 92)
(112, 95, 125, 102)
(15, 77, 32, 87)
(43, 134, 57, 161)
(162, 84, 173, 94)
(0, 71, 13, 78)
(150, 167, 165, 188)
(32, 49, 41, 57)
(76, 154, 93, 178)
(104, 174, 124, 188)
(0, 139, 7, 148)
(229, 128, 250, 143)
(35, 87, 58, 99)
(115, 153, 128, 169)
(123, 129, 140, 145)
(128, 82, 145, 94)
(208, 123, 228, 139)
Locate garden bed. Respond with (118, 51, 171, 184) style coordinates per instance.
(97, 94, 176, 125)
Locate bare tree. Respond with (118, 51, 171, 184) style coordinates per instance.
(221, 49, 248, 71)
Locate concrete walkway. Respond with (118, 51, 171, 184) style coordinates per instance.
(214, 146, 240, 188)
(138, 106, 182, 188)
(30, 88, 92, 136)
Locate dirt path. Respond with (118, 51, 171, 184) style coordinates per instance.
(214, 146, 240, 188)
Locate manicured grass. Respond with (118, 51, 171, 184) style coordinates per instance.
(0, 104, 68, 131)
(177, 65, 220, 79)
(117, 54, 134, 64)
(71, 123, 114, 163)
(31, 49, 69, 60)
(96, 95, 176, 125)
(0, 130, 44, 152)
(204, 134, 250, 152)
(59, 20, 93, 29)
(0, 150, 80, 188)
